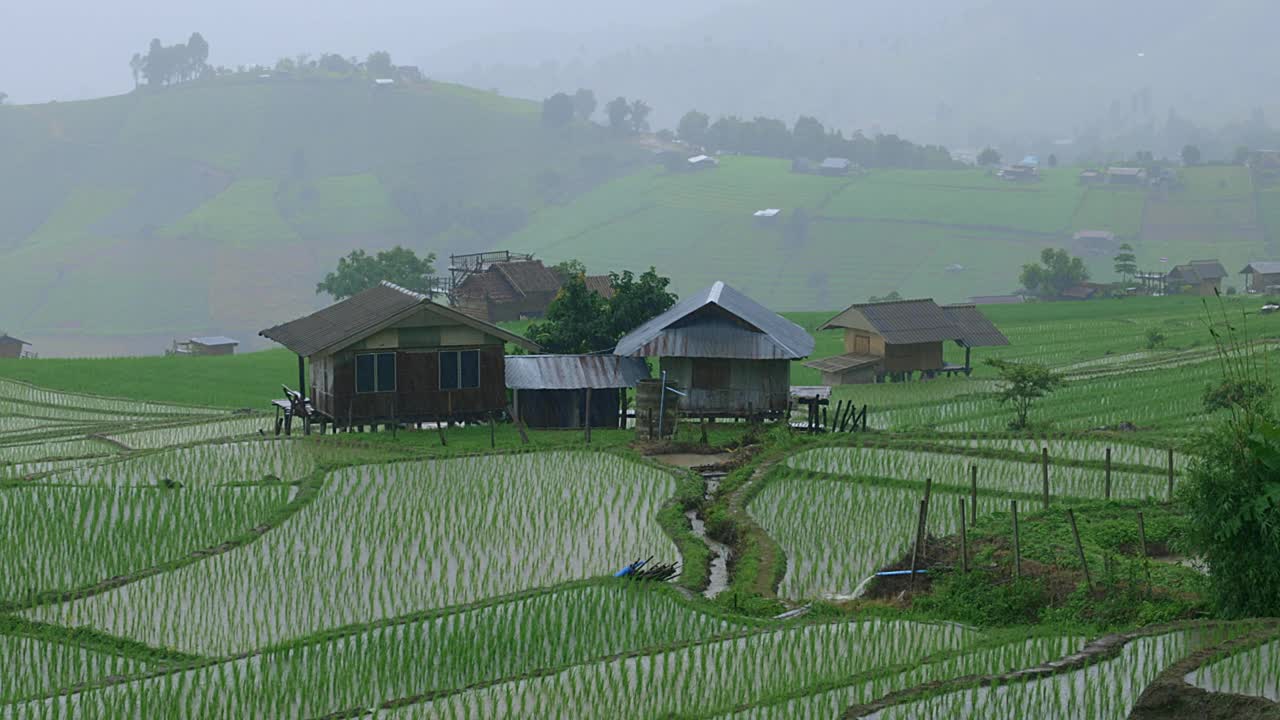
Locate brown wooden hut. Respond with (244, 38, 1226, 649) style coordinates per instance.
(614, 281, 814, 418)
(171, 336, 239, 356)
(260, 281, 538, 428)
(454, 258, 565, 322)
(1166, 260, 1227, 296)
(0, 334, 31, 359)
(1240, 261, 1280, 294)
(506, 354, 649, 428)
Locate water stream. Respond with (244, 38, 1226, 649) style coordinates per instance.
(686, 472, 731, 599)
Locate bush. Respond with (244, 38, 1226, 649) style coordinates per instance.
(1144, 327, 1167, 349)
(914, 570, 1047, 626)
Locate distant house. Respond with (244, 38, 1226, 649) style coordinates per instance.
(1107, 167, 1148, 185)
(807, 298, 1008, 384)
(260, 281, 539, 428)
(454, 259, 566, 323)
(1078, 169, 1104, 185)
(395, 65, 423, 82)
(506, 354, 649, 429)
(614, 281, 814, 417)
(1166, 260, 1228, 296)
(583, 275, 615, 300)
(818, 157, 853, 176)
(967, 294, 1026, 305)
(1072, 229, 1119, 256)
(753, 208, 782, 224)
(998, 164, 1039, 182)
(1240, 261, 1280, 294)
(1020, 155, 1040, 167)
(687, 155, 718, 170)
(791, 157, 815, 174)
(373, 78, 395, 86)
(171, 336, 240, 356)
(0, 334, 31, 359)
(1060, 284, 1103, 300)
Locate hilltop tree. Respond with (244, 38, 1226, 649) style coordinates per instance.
(0, 92, 7, 105)
(1113, 243, 1138, 282)
(628, 99, 651, 133)
(793, 115, 826, 159)
(987, 359, 1063, 429)
(571, 89, 597, 122)
(366, 51, 394, 78)
(129, 53, 143, 87)
(677, 110, 710, 145)
(319, 53, 354, 74)
(187, 33, 210, 76)
(316, 247, 437, 300)
(1020, 248, 1090, 298)
(605, 96, 631, 132)
(1181, 144, 1202, 166)
(977, 147, 1001, 166)
(541, 92, 574, 128)
(138, 34, 210, 86)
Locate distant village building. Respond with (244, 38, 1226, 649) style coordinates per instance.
(582, 274, 615, 299)
(1240, 261, 1280, 294)
(806, 298, 1008, 384)
(454, 258, 566, 323)
(0, 334, 31, 359)
(818, 157, 853, 176)
(614, 281, 814, 418)
(967, 294, 1026, 305)
(1060, 283, 1105, 301)
(791, 157, 815, 173)
(753, 208, 782, 224)
(260, 281, 538, 430)
(687, 155, 718, 170)
(1072, 229, 1120, 256)
(170, 336, 240, 356)
(1106, 167, 1148, 185)
(506, 354, 649, 429)
(373, 78, 395, 86)
(395, 65, 423, 82)
(998, 164, 1039, 182)
(1166, 260, 1228, 296)
(1078, 169, 1104, 185)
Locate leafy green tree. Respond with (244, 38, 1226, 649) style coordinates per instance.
(977, 147, 1001, 166)
(605, 268, 677, 340)
(987, 359, 1063, 429)
(316, 246, 437, 300)
(868, 290, 903, 303)
(571, 89, 596, 122)
(187, 32, 210, 76)
(792, 115, 825, 159)
(365, 51, 394, 78)
(1144, 326, 1166, 349)
(319, 53, 354, 74)
(677, 110, 709, 145)
(605, 96, 630, 131)
(526, 275, 611, 353)
(129, 54, 143, 87)
(628, 99, 651, 133)
(1020, 248, 1090, 298)
(551, 258, 587, 278)
(1113, 243, 1137, 282)
(1181, 144, 1201, 166)
(541, 92, 574, 127)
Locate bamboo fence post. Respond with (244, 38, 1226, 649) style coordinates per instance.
(489, 412, 496, 449)
(1167, 448, 1175, 501)
(1011, 500, 1022, 579)
(910, 499, 926, 590)
(1041, 447, 1051, 510)
(1105, 447, 1112, 500)
(970, 464, 978, 525)
(436, 418, 447, 447)
(584, 387, 592, 445)
(507, 403, 530, 445)
(1137, 511, 1153, 595)
(959, 498, 969, 573)
(921, 478, 933, 560)
(1067, 509, 1092, 591)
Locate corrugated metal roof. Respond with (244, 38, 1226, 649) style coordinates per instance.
(0, 334, 29, 345)
(505, 355, 649, 389)
(821, 299, 960, 345)
(260, 281, 538, 357)
(820, 157, 852, 169)
(1243, 261, 1280, 275)
(614, 281, 814, 360)
(942, 305, 1010, 347)
(803, 353, 881, 373)
(190, 336, 239, 346)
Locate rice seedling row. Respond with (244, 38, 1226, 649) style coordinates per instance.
(4, 584, 749, 719)
(0, 379, 224, 417)
(38, 440, 316, 488)
(27, 453, 678, 655)
(1185, 636, 1280, 702)
(103, 416, 271, 450)
(0, 634, 149, 705)
(0, 438, 117, 466)
(928, 437, 1187, 473)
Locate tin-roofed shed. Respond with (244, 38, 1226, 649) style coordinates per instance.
(614, 281, 814, 418)
(506, 354, 649, 428)
(1241, 261, 1280, 294)
(0, 334, 31, 359)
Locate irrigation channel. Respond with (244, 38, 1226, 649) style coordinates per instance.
(686, 465, 731, 599)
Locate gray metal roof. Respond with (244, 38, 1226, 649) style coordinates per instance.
(820, 157, 852, 169)
(614, 281, 814, 360)
(190, 336, 239, 347)
(260, 281, 538, 357)
(0, 334, 29, 345)
(942, 305, 1010, 347)
(821, 299, 960, 345)
(1242, 261, 1280, 275)
(803, 353, 882, 373)
(505, 355, 649, 390)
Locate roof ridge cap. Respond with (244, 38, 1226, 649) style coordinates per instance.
(380, 280, 428, 301)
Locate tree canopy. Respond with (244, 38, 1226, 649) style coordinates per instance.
(316, 246, 437, 300)
(1113, 243, 1137, 282)
(365, 51, 394, 78)
(541, 92, 574, 128)
(606, 97, 631, 131)
(137, 33, 212, 87)
(1020, 248, 1090, 298)
(987, 359, 1063, 429)
(977, 147, 1002, 166)
(527, 267, 677, 353)
(678, 110, 710, 145)
(571, 89, 597, 122)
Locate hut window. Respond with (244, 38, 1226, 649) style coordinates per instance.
(355, 352, 396, 393)
(440, 350, 480, 390)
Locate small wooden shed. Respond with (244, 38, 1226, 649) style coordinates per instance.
(614, 281, 814, 418)
(506, 354, 649, 428)
(260, 281, 539, 428)
(0, 334, 31, 359)
(172, 336, 239, 356)
(454, 258, 565, 323)
(1166, 260, 1227, 296)
(1241, 261, 1280, 294)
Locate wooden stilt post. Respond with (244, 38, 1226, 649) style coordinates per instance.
(1067, 509, 1091, 591)
(1105, 447, 1112, 500)
(1011, 500, 1022, 579)
(298, 355, 310, 436)
(1137, 511, 1152, 594)
(489, 412, 495, 449)
(1041, 447, 1050, 510)
(1167, 448, 1175, 501)
(959, 498, 969, 573)
(700, 415, 708, 445)
(436, 418, 447, 447)
(970, 464, 978, 525)
(909, 499, 926, 590)
(584, 387, 593, 445)
(506, 403, 529, 445)
(920, 478, 933, 560)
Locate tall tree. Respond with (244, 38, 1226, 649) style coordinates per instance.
(316, 247, 437, 300)
(571, 89, 597, 122)
(541, 92, 574, 128)
(977, 147, 1002, 166)
(605, 96, 630, 132)
(365, 51, 394, 78)
(677, 110, 710, 145)
(628, 99, 651, 133)
(526, 275, 611, 354)
(1181, 144, 1202, 166)
(319, 53, 353, 74)
(605, 268, 677, 340)
(1113, 243, 1137, 282)
(1019, 248, 1090, 298)
(129, 53, 143, 88)
(187, 32, 210, 77)
(792, 115, 825, 159)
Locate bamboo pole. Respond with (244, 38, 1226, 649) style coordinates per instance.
(959, 498, 969, 573)
(1167, 448, 1175, 501)
(584, 387, 592, 445)
(970, 464, 978, 525)
(1067, 509, 1092, 591)
(1137, 511, 1152, 595)
(1011, 500, 1022, 579)
(489, 412, 495, 449)
(920, 478, 933, 560)
(1041, 447, 1050, 510)
(1105, 447, 1112, 500)
(910, 499, 926, 590)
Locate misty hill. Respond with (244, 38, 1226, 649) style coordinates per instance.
(511, 157, 1279, 311)
(0, 76, 646, 353)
